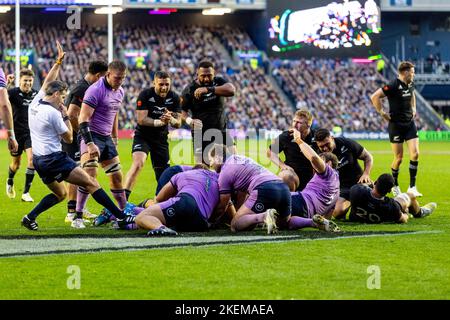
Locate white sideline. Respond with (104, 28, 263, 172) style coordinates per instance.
(0, 230, 442, 258)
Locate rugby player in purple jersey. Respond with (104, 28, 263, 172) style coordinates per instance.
(286, 129, 341, 232)
(209, 144, 291, 234)
(77, 61, 132, 228)
(135, 164, 221, 236)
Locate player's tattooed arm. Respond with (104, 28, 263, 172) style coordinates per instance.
(358, 149, 373, 184)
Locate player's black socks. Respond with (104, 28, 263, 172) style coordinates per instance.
(75, 211, 83, 219)
(91, 189, 125, 219)
(27, 193, 60, 220)
(7, 166, 16, 186)
(391, 168, 400, 186)
(23, 168, 35, 194)
(125, 189, 132, 200)
(67, 200, 76, 213)
(409, 160, 419, 188)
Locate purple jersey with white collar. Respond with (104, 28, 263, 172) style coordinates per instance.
(218, 155, 281, 195)
(170, 169, 219, 219)
(82, 77, 124, 136)
(0, 68, 6, 88)
(300, 165, 340, 218)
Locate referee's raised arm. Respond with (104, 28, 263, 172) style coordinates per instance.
(41, 41, 66, 92)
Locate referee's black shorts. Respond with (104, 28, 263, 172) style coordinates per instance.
(388, 121, 418, 144)
(132, 133, 169, 170)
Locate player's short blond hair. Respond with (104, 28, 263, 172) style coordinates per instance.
(294, 109, 313, 126)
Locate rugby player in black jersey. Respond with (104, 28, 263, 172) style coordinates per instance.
(124, 71, 181, 200)
(371, 61, 422, 197)
(267, 109, 316, 191)
(6, 69, 38, 202)
(349, 173, 436, 224)
(181, 60, 236, 165)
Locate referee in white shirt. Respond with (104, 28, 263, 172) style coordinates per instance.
(21, 41, 135, 231)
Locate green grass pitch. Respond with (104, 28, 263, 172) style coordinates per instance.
(0, 139, 449, 299)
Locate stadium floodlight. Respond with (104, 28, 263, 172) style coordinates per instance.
(202, 8, 233, 16)
(94, 6, 123, 14)
(0, 5, 11, 13)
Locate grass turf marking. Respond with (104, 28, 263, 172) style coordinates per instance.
(0, 230, 442, 258)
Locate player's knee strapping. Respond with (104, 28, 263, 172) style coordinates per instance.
(82, 159, 98, 168)
(104, 162, 122, 176)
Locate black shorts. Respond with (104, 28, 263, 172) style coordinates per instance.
(155, 165, 183, 196)
(33, 151, 78, 185)
(62, 133, 81, 162)
(192, 129, 236, 161)
(245, 181, 292, 218)
(340, 187, 351, 201)
(388, 121, 418, 143)
(10, 134, 31, 157)
(159, 193, 209, 232)
(80, 132, 118, 162)
(132, 133, 170, 170)
(291, 192, 309, 218)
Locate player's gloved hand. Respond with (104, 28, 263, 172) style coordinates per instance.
(194, 87, 208, 100)
(87, 142, 100, 159)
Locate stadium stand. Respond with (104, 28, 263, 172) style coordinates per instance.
(0, 22, 430, 132)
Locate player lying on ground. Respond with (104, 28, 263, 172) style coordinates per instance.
(349, 173, 436, 224)
(94, 164, 194, 226)
(285, 129, 341, 232)
(21, 41, 134, 231)
(134, 164, 225, 236)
